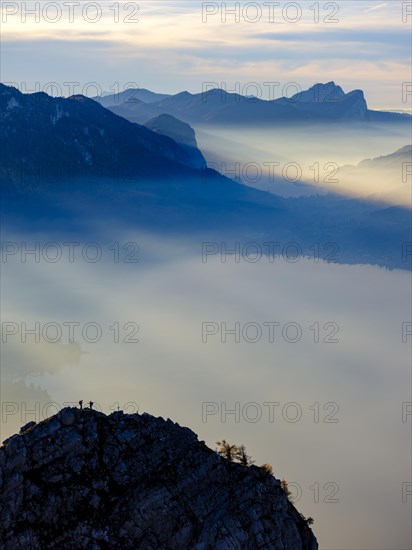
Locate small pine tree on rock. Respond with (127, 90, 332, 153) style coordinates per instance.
(280, 479, 292, 499)
(299, 513, 314, 526)
(216, 440, 238, 463)
(260, 463, 274, 475)
(236, 444, 254, 466)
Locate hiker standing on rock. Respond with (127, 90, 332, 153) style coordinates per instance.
(79, 400, 83, 409)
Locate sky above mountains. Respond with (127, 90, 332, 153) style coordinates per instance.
(2, 1, 411, 110)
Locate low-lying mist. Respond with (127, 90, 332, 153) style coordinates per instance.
(1, 228, 411, 549)
(196, 122, 412, 206)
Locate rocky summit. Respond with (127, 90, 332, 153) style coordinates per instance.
(0, 407, 318, 549)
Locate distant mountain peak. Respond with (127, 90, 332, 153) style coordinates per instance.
(95, 88, 171, 108)
(346, 89, 364, 97)
(68, 94, 100, 106)
(172, 91, 193, 99)
(289, 82, 346, 103)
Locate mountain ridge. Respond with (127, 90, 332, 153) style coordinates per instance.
(1, 83, 411, 272)
(97, 82, 411, 126)
(0, 407, 318, 549)
(0, 83, 208, 183)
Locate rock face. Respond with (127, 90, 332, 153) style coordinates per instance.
(0, 408, 318, 549)
(144, 114, 207, 169)
(276, 83, 368, 120)
(286, 82, 346, 103)
(145, 113, 200, 149)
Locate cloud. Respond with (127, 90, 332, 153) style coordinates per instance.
(364, 2, 388, 13)
(2, 0, 409, 107)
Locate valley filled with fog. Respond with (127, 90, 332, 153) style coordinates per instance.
(1, 230, 411, 549)
(196, 122, 412, 204)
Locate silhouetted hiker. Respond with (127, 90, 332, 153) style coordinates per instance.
(79, 400, 83, 409)
(89, 401, 93, 409)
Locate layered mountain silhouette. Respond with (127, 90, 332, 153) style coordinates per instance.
(345, 144, 412, 171)
(0, 83, 208, 185)
(97, 82, 411, 126)
(1, 83, 410, 271)
(98, 87, 171, 106)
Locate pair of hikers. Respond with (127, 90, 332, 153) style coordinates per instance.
(78, 400, 93, 410)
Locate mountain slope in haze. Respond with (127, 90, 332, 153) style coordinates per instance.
(0, 83, 207, 184)
(96, 87, 171, 107)
(0, 407, 318, 549)
(353, 144, 412, 170)
(338, 145, 412, 205)
(1, 84, 410, 271)
(274, 83, 368, 121)
(101, 82, 411, 126)
(144, 113, 206, 169)
(282, 82, 346, 103)
(145, 113, 200, 148)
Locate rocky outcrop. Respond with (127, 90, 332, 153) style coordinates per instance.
(0, 407, 318, 549)
(145, 114, 207, 169)
(285, 81, 345, 104)
(145, 113, 199, 148)
(275, 83, 368, 120)
(338, 90, 367, 120)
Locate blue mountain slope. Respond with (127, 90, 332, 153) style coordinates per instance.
(1, 84, 410, 271)
(0, 83, 204, 183)
(144, 114, 206, 169)
(96, 88, 171, 107)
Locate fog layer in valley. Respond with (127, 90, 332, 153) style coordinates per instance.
(196, 123, 412, 205)
(1, 230, 411, 549)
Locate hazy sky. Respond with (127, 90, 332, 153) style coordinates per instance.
(1, 1, 411, 109)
